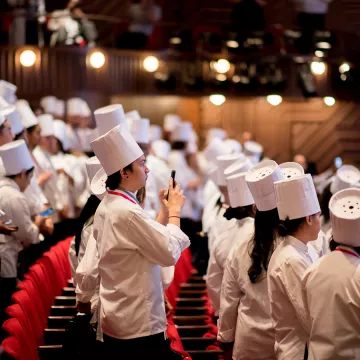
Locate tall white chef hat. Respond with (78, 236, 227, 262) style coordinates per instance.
(245, 160, 285, 211)
(67, 98, 83, 116)
(226, 171, 255, 208)
(94, 104, 127, 136)
(216, 153, 243, 186)
(207, 165, 220, 186)
(330, 188, 360, 247)
(152, 139, 171, 161)
(126, 110, 141, 122)
(164, 114, 181, 132)
(330, 165, 360, 195)
(38, 114, 54, 137)
(0, 80, 17, 103)
(86, 156, 106, 200)
(149, 125, 162, 142)
(16, 100, 39, 129)
(274, 174, 320, 220)
(224, 139, 242, 154)
(6, 108, 23, 136)
(40, 96, 57, 114)
(224, 156, 252, 178)
(91, 123, 143, 176)
(0, 139, 33, 176)
(53, 120, 68, 151)
(129, 118, 150, 144)
(244, 141, 263, 165)
(203, 138, 231, 165)
(55, 99, 65, 118)
(206, 128, 227, 144)
(279, 162, 305, 179)
(172, 122, 192, 142)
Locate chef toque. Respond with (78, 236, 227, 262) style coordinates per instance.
(55, 99, 65, 118)
(53, 120, 69, 151)
(128, 118, 150, 144)
(330, 188, 360, 247)
(224, 139, 242, 154)
(279, 162, 305, 179)
(216, 153, 243, 186)
(67, 98, 84, 116)
(0, 139, 33, 176)
(149, 125, 162, 142)
(224, 156, 252, 178)
(164, 114, 181, 132)
(0, 80, 17, 103)
(40, 96, 57, 114)
(244, 141, 263, 165)
(6, 108, 23, 136)
(245, 160, 285, 211)
(94, 104, 127, 136)
(87, 128, 99, 145)
(86, 156, 106, 200)
(203, 138, 231, 165)
(274, 174, 320, 220)
(226, 171, 255, 208)
(152, 139, 171, 161)
(126, 110, 141, 122)
(38, 114, 54, 137)
(330, 165, 360, 195)
(206, 128, 227, 144)
(172, 122, 192, 142)
(91, 123, 143, 176)
(16, 100, 39, 129)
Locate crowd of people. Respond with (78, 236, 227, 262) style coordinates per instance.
(0, 77, 359, 359)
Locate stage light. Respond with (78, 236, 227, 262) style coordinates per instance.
(209, 94, 226, 106)
(324, 96, 335, 107)
(143, 56, 159, 72)
(214, 59, 231, 74)
(311, 61, 326, 75)
(267, 94, 282, 106)
(226, 40, 239, 49)
(89, 51, 105, 69)
(315, 50, 325, 58)
(339, 62, 350, 74)
(170, 37, 182, 45)
(20, 50, 36, 67)
(340, 74, 347, 81)
(316, 42, 331, 49)
(215, 74, 227, 82)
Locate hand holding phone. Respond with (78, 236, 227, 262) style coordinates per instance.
(40, 208, 56, 217)
(166, 170, 176, 201)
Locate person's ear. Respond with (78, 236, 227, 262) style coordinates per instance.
(305, 215, 312, 226)
(120, 169, 130, 179)
(252, 204, 257, 215)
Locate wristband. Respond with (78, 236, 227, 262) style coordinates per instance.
(169, 216, 180, 219)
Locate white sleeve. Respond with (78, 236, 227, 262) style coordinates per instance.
(68, 237, 78, 282)
(129, 209, 190, 267)
(161, 266, 174, 290)
(75, 233, 99, 303)
(206, 248, 223, 315)
(217, 257, 242, 343)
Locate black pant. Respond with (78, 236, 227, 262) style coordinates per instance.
(103, 332, 182, 360)
(0, 277, 17, 341)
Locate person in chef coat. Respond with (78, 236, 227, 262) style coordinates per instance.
(163, 114, 181, 142)
(0, 140, 51, 330)
(244, 140, 263, 165)
(217, 160, 284, 359)
(268, 174, 321, 360)
(206, 166, 255, 319)
(302, 188, 360, 360)
(88, 123, 190, 358)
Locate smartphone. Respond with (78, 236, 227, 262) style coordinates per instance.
(166, 170, 176, 200)
(334, 157, 342, 169)
(40, 208, 56, 217)
(4, 220, 12, 226)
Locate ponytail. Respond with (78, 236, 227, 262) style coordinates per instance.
(224, 205, 254, 221)
(278, 217, 306, 238)
(248, 208, 280, 284)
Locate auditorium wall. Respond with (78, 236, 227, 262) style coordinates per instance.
(112, 95, 360, 173)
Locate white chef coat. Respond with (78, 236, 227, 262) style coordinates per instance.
(208, 203, 230, 251)
(302, 246, 360, 360)
(144, 171, 159, 220)
(218, 227, 276, 360)
(146, 154, 170, 195)
(202, 188, 222, 234)
(309, 230, 330, 258)
(92, 189, 190, 339)
(267, 235, 319, 360)
(207, 217, 254, 316)
(0, 178, 40, 277)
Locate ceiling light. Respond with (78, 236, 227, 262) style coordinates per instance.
(311, 61, 326, 75)
(170, 37, 182, 45)
(267, 94, 282, 106)
(215, 74, 227, 82)
(89, 51, 105, 69)
(324, 96, 335, 107)
(214, 59, 231, 74)
(226, 40, 239, 48)
(143, 56, 159, 72)
(209, 94, 226, 106)
(316, 42, 331, 49)
(314, 50, 325, 58)
(20, 50, 36, 67)
(339, 62, 350, 74)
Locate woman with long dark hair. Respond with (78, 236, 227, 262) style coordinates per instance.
(217, 160, 284, 359)
(268, 174, 321, 360)
(302, 188, 360, 359)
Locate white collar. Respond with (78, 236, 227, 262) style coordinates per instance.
(0, 178, 20, 192)
(286, 235, 309, 253)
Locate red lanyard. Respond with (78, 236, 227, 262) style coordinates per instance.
(335, 247, 360, 259)
(107, 190, 137, 205)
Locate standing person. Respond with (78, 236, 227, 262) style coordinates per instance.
(268, 174, 321, 360)
(89, 123, 190, 359)
(302, 188, 360, 360)
(217, 160, 284, 359)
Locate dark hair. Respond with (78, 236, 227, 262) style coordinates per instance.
(330, 237, 360, 255)
(172, 141, 187, 151)
(27, 124, 38, 134)
(320, 182, 332, 223)
(278, 217, 307, 238)
(105, 164, 133, 190)
(7, 166, 34, 179)
(136, 186, 146, 204)
(74, 194, 101, 256)
(14, 130, 25, 141)
(224, 205, 254, 221)
(248, 208, 280, 284)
